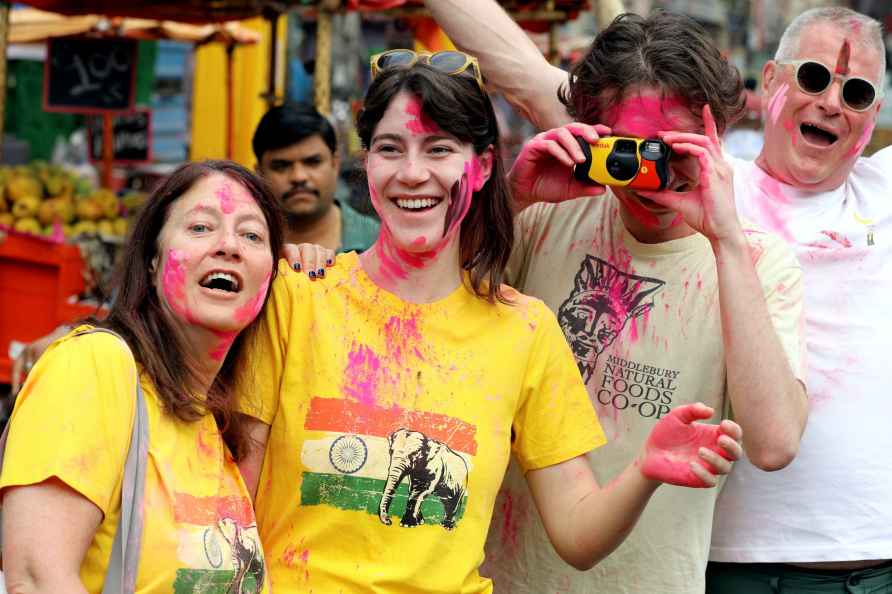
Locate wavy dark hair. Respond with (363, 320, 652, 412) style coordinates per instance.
(356, 64, 514, 303)
(559, 11, 746, 134)
(96, 160, 284, 460)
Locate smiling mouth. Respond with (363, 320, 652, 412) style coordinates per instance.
(800, 123, 839, 147)
(199, 271, 241, 293)
(394, 197, 442, 212)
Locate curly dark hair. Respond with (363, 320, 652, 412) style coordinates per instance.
(559, 11, 746, 134)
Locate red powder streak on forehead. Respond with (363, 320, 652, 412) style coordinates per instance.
(404, 96, 441, 135)
(602, 94, 690, 137)
(835, 40, 851, 75)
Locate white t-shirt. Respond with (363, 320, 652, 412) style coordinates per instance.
(710, 148, 892, 563)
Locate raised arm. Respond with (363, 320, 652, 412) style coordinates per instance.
(527, 403, 741, 569)
(639, 105, 808, 470)
(423, 0, 571, 130)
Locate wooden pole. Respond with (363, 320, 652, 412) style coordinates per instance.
(102, 113, 113, 189)
(0, 2, 10, 161)
(314, 9, 333, 117)
(226, 43, 235, 159)
(265, 8, 279, 107)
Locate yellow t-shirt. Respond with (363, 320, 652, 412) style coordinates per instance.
(0, 328, 270, 594)
(239, 253, 606, 593)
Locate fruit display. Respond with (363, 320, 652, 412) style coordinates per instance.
(0, 161, 144, 241)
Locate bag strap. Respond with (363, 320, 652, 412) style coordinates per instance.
(0, 327, 148, 594)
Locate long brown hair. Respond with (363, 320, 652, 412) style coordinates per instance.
(97, 160, 284, 460)
(559, 11, 746, 135)
(356, 64, 514, 303)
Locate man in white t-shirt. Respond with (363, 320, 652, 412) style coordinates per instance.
(425, 1, 892, 591)
(423, 4, 808, 593)
(706, 8, 892, 593)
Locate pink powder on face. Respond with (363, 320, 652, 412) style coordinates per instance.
(404, 95, 441, 135)
(615, 191, 660, 229)
(233, 271, 272, 323)
(162, 249, 197, 324)
(442, 159, 479, 237)
(835, 40, 851, 75)
(766, 83, 789, 126)
(602, 94, 688, 137)
(216, 182, 236, 214)
(345, 344, 382, 406)
(783, 120, 798, 146)
(411, 236, 426, 246)
(846, 120, 875, 158)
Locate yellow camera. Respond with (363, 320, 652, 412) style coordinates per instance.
(573, 136, 672, 191)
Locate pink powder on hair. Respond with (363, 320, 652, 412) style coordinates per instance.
(405, 96, 440, 135)
(766, 83, 789, 126)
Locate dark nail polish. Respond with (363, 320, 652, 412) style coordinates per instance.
(326, 258, 333, 266)
(309, 270, 316, 279)
(293, 262, 301, 272)
(317, 268, 325, 278)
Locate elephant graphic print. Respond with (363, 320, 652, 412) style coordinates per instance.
(299, 397, 475, 530)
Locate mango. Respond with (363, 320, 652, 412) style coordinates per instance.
(11, 195, 40, 219)
(13, 217, 40, 234)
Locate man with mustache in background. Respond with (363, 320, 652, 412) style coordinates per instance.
(254, 102, 379, 263)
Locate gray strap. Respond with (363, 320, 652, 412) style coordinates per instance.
(0, 328, 147, 593)
(102, 379, 148, 594)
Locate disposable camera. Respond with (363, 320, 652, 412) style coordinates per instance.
(573, 136, 672, 191)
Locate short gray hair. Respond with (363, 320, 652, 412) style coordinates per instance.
(775, 7, 886, 87)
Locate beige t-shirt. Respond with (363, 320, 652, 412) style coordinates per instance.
(482, 193, 805, 594)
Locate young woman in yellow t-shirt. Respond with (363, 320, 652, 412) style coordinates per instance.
(0, 161, 283, 593)
(240, 53, 745, 592)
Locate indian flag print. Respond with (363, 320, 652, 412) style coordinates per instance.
(170, 493, 266, 593)
(300, 397, 477, 530)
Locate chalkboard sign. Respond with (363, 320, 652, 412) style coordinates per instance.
(87, 110, 152, 164)
(44, 37, 138, 113)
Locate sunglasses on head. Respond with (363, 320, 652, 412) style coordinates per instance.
(370, 49, 484, 91)
(778, 59, 881, 112)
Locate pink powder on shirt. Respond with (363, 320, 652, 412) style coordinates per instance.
(345, 344, 382, 406)
(820, 230, 853, 247)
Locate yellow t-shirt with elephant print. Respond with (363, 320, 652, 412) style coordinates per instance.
(0, 327, 270, 594)
(238, 253, 606, 593)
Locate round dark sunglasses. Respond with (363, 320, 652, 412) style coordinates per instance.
(778, 59, 881, 112)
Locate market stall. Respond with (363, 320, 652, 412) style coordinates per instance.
(0, 5, 261, 386)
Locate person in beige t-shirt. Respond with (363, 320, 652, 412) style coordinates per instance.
(474, 11, 808, 594)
